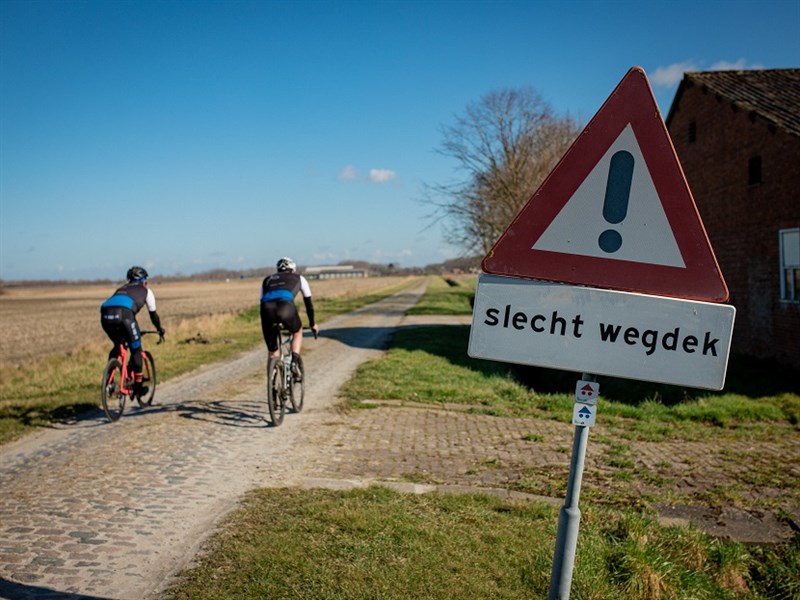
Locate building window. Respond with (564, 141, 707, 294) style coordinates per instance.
(780, 228, 800, 302)
(748, 156, 762, 186)
(688, 121, 697, 143)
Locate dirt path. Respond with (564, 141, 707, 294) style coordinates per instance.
(0, 283, 428, 600)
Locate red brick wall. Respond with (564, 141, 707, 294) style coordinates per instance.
(668, 83, 800, 368)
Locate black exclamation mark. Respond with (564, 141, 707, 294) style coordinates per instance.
(598, 150, 634, 253)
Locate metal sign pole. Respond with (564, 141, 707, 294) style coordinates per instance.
(548, 373, 597, 600)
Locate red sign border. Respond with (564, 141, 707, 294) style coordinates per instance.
(481, 67, 729, 302)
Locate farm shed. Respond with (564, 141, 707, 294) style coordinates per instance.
(302, 265, 368, 280)
(666, 68, 800, 369)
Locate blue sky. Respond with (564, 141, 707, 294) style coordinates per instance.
(1, 0, 798, 281)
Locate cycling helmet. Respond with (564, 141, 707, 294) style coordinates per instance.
(127, 266, 149, 281)
(276, 257, 296, 272)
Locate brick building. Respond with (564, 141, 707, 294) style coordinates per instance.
(665, 69, 800, 368)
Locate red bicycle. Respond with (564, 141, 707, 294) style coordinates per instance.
(101, 330, 163, 422)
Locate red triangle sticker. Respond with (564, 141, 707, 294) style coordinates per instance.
(481, 67, 729, 302)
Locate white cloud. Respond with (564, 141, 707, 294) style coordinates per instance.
(652, 58, 762, 88)
(368, 168, 397, 183)
(651, 61, 698, 87)
(338, 165, 358, 181)
(709, 58, 752, 71)
(339, 165, 398, 184)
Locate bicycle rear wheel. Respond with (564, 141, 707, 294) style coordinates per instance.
(289, 354, 305, 413)
(136, 351, 157, 407)
(101, 358, 126, 422)
(266, 358, 285, 426)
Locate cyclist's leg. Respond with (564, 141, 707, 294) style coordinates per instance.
(122, 316, 147, 397)
(275, 301, 304, 377)
(274, 300, 303, 354)
(101, 308, 125, 361)
(291, 330, 303, 355)
(260, 302, 281, 359)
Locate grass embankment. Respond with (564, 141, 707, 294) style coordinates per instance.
(0, 278, 417, 445)
(167, 487, 797, 600)
(166, 275, 799, 600)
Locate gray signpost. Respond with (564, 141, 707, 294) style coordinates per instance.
(549, 374, 594, 600)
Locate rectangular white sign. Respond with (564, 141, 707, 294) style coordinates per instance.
(468, 275, 736, 390)
(573, 403, 597, 427)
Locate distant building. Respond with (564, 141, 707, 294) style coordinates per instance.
(666, 68, 800, 368)
(302, 265, 368, 280)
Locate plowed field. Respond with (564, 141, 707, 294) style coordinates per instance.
(0, 276, 414, 364)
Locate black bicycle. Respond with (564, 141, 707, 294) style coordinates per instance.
(266, 326, 311, 426)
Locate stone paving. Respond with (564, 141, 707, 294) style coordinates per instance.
(297, 402, 799, 545)
(1, 284, 799, 599)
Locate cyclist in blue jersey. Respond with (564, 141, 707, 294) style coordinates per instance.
(100, 266, 165, 399)
(260, 257, 319, 375)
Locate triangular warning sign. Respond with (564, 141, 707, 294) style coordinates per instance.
(481, 67, 729, 302)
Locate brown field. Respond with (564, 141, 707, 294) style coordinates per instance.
(0, 276, 414, 365)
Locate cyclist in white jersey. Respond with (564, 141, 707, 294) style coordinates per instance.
(100, 266, 165, 399)
(260, 257, 319, 373)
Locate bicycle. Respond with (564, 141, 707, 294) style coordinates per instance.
(266, 326, 314, 426)
(101, 330, 163, 422)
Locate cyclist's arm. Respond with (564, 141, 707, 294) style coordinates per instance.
(299, 276, 317, 330)
(145, 289, 165, 334)
(149, 310, 164, 333)
(302, 295, 316, 329)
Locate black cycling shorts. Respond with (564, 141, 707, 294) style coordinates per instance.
(260, 300, 302, 352)
(100, 307, 143, 371)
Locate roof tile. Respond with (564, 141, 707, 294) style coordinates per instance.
(679, 69, 800, 137)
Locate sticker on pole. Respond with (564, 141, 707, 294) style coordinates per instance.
(575, 381, 599, 405)
(573, 404, 596, 427)
(481, 66, 728, 303)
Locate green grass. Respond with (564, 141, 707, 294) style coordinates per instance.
(165, 486, 800, 600)
(341, 323, 800, 436)
(340, 325, 530, 411)
(0, 278, 417, 445)
(406, 274, 476, 315)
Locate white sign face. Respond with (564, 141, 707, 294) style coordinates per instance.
(468, 275, 736, 390)
(573, 403, 596, 427)
(533, 124, 685, 267)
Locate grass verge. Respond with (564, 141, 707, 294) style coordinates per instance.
(165, 486, 800, 600)
(405, 274, 476, 315)
(340, 324, 800, 433)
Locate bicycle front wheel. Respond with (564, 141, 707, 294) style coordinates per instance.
(136, 351, 157, 407)
(266, 358, 285, 426)
(289, 354, 304, 413)
(101, 358, 126, 422)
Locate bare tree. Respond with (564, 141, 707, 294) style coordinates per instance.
(426, 87, 581, 255)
